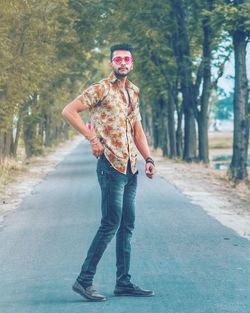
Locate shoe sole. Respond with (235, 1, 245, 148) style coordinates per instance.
(114, 292, 155, 297)
(72, 285, 106, 302)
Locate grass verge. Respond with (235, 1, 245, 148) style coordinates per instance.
(0, 159, 26, 192)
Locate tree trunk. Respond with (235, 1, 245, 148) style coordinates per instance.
(159, 97, 169, 157)
(228, 29, 249, 181)
(44, 113, 53, 147)
(172, 0, 197, 161)
(175, 95, 183, 158)
(152, 112, 160, 150)
(140, 98, 147, 130)
(0, 129, 12, 164)
(23, 116, 37, 158)
(183, 105, 197, 161)
(10, 112, 22, 157)
(143, 103, 153, 146)
(197, 11, 212, 163)
(22, 95, 42, 158)
(198, 115, 209, 162)
(168, 87, 177, 158)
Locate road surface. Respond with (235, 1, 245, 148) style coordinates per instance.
(0, 142, 249, 313)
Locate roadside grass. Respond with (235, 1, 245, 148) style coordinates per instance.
(0, 144, 56, 192)
(0, 158, 26, 192)
(208, 131, 233, 150)
(153, 131, 234, 159)
(0, 134, 76, 192)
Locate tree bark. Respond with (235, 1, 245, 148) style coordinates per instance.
(168, 87, 177, 158)
(10, 112, 22, 157)
(23, 116, 37, 158)
(183, 106, 197, 162)
(175, 93, 183, 158)
(172, 0, 197, 161)
(197, 11, 212, 163)
(159, 97, 169, 157)
(22, 95, 42, 158)
(44, 113, 53, 147)
(0, 129, 12, 164)
(229, 29, 249, 180)
(152, 107, 160, 150)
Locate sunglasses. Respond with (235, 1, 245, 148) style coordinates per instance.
(112, 56, 133, 64)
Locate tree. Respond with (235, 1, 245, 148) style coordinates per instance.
(171, 0, 197, 161)
(228, 0, 249, 181)
(210, 0, 250, 181)
(2, 0, 248, 180)
(0, 0, 88, 161)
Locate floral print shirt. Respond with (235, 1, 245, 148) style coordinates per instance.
(79, 72, 141, 174)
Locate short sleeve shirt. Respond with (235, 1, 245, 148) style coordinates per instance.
(79, 72, 141, 174)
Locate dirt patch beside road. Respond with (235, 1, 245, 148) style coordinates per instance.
(155, 157, 250, 240)
(152, 131, 250, 240)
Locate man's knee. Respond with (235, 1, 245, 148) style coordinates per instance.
(101, 214, 121, 233)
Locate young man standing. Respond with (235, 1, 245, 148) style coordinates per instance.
(62, 43, 156, 301)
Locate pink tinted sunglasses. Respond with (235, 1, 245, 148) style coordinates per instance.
(112, 56, 133, 64)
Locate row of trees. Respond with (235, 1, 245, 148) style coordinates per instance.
(0, 0, 249, 181)
(0, 0, 96, 161)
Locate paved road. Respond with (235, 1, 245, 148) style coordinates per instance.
(0, 142, 249, 313)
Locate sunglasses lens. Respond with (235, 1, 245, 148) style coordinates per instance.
(124, 57, 133, 63)
(112, 56, 133, 64)
(113, 57, 123, 64)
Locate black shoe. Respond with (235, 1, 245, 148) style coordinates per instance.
(72, 281, 106, 301)
(114, 284, 155, 297)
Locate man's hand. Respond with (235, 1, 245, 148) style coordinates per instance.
(90, 139, 104, 158)
(145, 161, 156, 179)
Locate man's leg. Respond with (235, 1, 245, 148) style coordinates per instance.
(114, 166, 155, 297)
(76, 156, 127, 288)
(115, 170, 137, 287)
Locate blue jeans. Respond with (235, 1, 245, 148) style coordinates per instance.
(77, 155, 138, 287)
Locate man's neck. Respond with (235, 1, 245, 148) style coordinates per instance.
(115, 74, 127, 89)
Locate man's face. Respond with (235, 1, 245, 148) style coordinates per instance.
(111, 50, 133, 78)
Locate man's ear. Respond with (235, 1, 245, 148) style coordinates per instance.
(109, 61, 113, 69)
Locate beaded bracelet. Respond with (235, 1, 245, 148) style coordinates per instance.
(146, 157, 155, 166)
(89, 137, 100, 145)
(90, 139, 100, 146)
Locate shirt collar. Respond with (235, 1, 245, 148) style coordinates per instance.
(107, 72, 137, 92)
(108, 71, 117, 83)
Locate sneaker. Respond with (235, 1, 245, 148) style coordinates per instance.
(114, 283, 155, 297)
(72, 281, 106, 301)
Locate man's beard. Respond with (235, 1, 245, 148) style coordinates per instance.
(114, 67, 129, 79)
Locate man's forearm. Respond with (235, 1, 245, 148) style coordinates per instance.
(62, 107, 95, 141)
(134, 133, 151, 160)
(134, 122, 156, 179)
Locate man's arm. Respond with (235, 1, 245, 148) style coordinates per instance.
(62, 96, 104, 157)
(133, 120, 156, 179)
(62, 96, 93, 140)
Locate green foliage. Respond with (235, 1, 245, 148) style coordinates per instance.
(0, 0, 101, 160)
(206, 1, 250, 35)
(1, 0, 249, 170)
(213, 91, 234, 120)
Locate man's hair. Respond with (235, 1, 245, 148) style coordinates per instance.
(110, 43, 133, 61)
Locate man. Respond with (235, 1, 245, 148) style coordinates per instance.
(62, 43, 156, 302)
